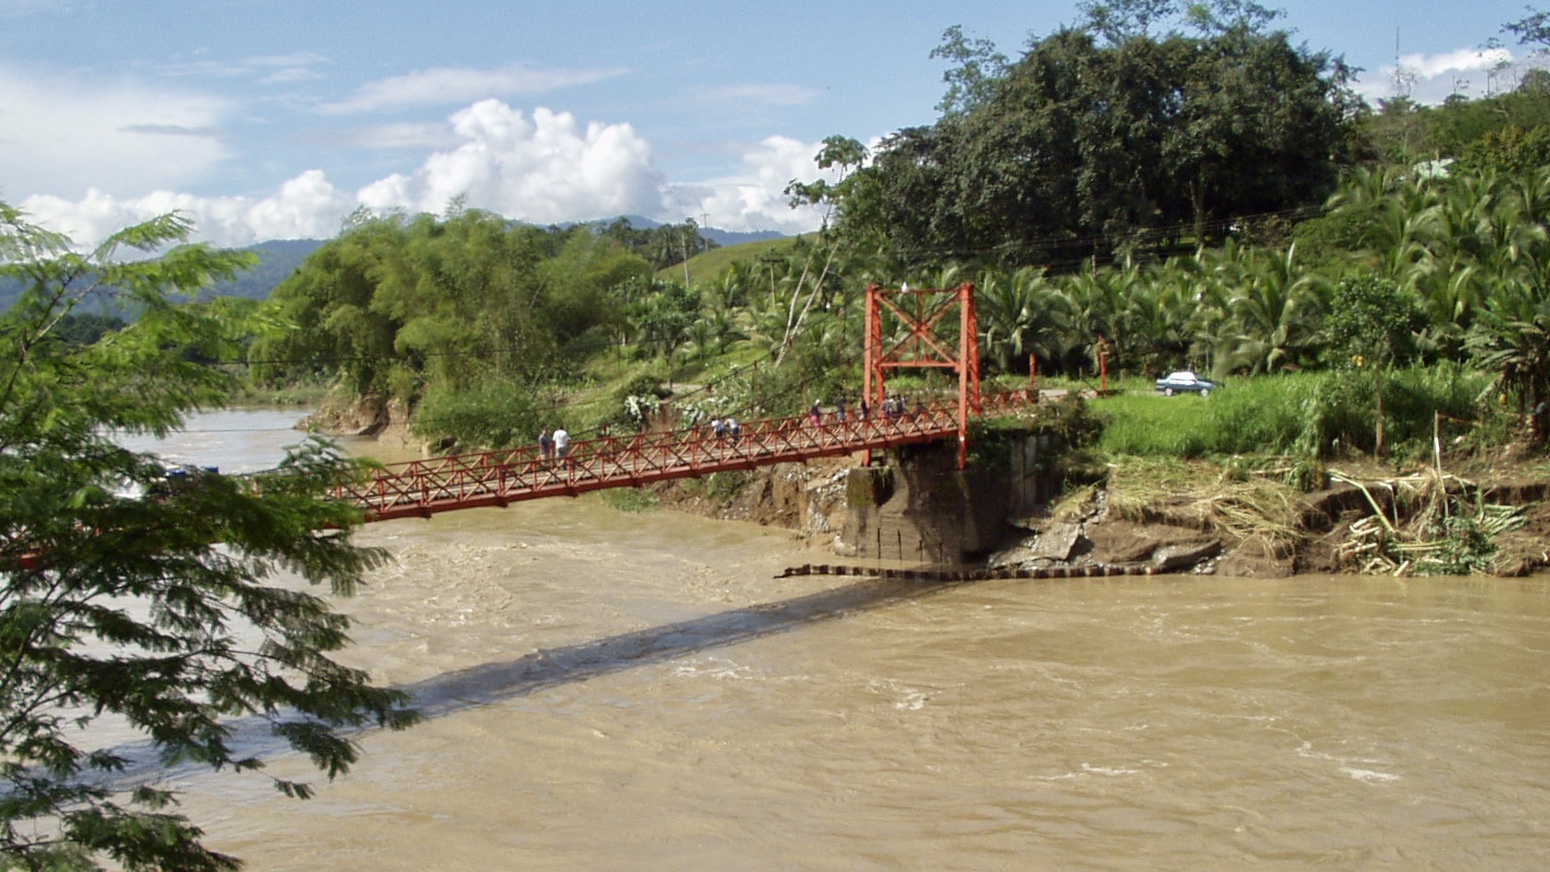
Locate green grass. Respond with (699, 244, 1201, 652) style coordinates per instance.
(669, 341, 770, 385)
(1090, 367, 1499, 461)
(1093, 392, 1219, 456)
(1093, 374, 1320, 457)
(656, 236, 809, 285)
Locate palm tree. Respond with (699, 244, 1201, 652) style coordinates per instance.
(1411, 256, 1485, 358)
(977, 266, 1075, 375)
(1215, 245, 1328, 375)
(1120, 271, 1193, 376)
(1059, 263, 1130, 375)
(1468, 269, 1550, 444)
(1325, 166, 1438, 281)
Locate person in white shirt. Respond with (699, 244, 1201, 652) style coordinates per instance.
(553, 427, 571, 459)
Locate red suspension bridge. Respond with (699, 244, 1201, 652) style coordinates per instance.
(332, 390, 1037, 521)
(331, 283, 1042, 521)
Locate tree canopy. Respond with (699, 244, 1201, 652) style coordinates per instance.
(253, 210, 652, 448)
(843, 11, 1356, 269)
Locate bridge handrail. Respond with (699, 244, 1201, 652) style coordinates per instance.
(332, 390, 1037, 518)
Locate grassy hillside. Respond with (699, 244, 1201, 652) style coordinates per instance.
(656, 235, 807, 285)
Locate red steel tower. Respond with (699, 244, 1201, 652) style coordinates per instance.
(861, 282, 981, 468)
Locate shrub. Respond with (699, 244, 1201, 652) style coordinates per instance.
(596, 372, 668, 432)
(412, 381, 543, 450)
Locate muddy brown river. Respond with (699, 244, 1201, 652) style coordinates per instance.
(133, 411, 1550, 869)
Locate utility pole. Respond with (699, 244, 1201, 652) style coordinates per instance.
(679, 220, 691, 286)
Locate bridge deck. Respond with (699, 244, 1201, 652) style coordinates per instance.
(333, 391, 1037, 521)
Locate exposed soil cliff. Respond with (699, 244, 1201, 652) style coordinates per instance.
(652, 449, 1550, 578)
(303, 392, 426, 454)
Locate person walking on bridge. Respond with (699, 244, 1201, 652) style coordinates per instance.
(553, 426, 571, 460)
(538, 429, 553, 462)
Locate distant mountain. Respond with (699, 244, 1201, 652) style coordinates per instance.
(0, 238, 321, 316)
(204, 239, 323, 302)
(703, 227, 787, 246)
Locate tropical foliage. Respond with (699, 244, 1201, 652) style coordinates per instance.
(254, 209, 651, 447)
(838, 2, 1356, 269)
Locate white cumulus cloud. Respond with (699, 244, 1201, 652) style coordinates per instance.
(20, 170, 355, 249)
(1399, 47, 1514, 80)
(15, 101, 832, 250)
(358, 100, 665, 223)
(1359, 46, 1524, 105)
(666, 135, 838, 234)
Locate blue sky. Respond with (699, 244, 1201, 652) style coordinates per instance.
(0, 0, 1539, 247)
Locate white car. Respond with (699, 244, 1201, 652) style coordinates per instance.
(1155, 371, 1216, 396)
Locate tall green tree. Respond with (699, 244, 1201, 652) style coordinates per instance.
(850, 14, 1353, 267)
(252, 213, 406, 395)
(1158, 21, 1357, 243)
(930, 25, 1009, 116)
(628, 279, 701, 378)
(1326, 275, 1421, 455)
(0, 203, 416, 871)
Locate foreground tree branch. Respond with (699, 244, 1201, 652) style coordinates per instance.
(0, 202, 418, 871)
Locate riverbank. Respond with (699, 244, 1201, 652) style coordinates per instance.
(641, 449, 1550, 579)
(1021, 461, 1547, 579)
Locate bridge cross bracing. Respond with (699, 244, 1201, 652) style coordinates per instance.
(332, 390, 1036, 522)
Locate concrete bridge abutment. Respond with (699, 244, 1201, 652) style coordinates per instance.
(838, 432, 1068, 563)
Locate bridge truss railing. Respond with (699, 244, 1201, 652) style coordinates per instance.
(332, 390, 1038, 521)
